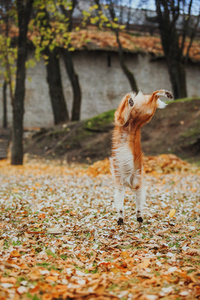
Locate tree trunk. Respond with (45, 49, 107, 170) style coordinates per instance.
(62, 49, 81, 121)
(12, 40, 26, 165)
(3, 81, 7, 129)
(155, 0, 189, 99)
(59, 1, 81, 121)
(46, 48, 69, 125)
(167, 60, 187, 99)
(11, 0, 33, 165)
(116, 31, 139, 93)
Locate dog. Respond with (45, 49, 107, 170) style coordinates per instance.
(110, 89, 173, 225)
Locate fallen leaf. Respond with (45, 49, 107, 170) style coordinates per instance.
(17, 286, 28, 294)
(1, 277, 17, 284)
(169, 209, 176, 218)
(10, 250, 21, 258)
(0, 155, 199, 299)
(186, 248, 200, 256)
(0, 239, 4, 249)
(138, 258, 150, 269)
(38, 213, 46, 219)
(159, 286, 174, 296)
(45, 276, 58, 282)
(47, 227, 64, 234)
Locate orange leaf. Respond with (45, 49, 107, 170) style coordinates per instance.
(50, 270, 60, 276)
(10, 250, 21, 258)
(70, 211, 76, 216)
(27, 231, 46, 234)
(138, 258, 150, 269)
(1, 277, 17, 284)
(42, 294, 53, 300)
(18, 263, 27, 269)
(111, 267, 120, 274)
(45, 275, 58, 282)
(29, 269, 41, 280)
(121, 251, 130, 258)
(29, 285, 40, 294)
(98, 262, 112, 267)
(38, 213, 46, 219)
(94, 284, 105, 295)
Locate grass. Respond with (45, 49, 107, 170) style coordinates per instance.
(166, 96, 200, 104)
(85, 110, 115, 131)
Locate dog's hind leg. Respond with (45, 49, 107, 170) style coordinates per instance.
(135, 184, 146, 223)
(114, 185, 125, 225)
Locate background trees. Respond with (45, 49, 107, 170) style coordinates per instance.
(33, 0, 81, 123)
(151, 0, 200, 99)
(34, 3, 69, 124)
(93, 0, 139, 92)
(0, 0, 83, 164)
(92, 0, 200, 99)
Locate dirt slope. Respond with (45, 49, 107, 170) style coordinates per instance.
(24, 98, 200, 164)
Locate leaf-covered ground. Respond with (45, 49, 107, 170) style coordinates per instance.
(0, 155, 200, 300)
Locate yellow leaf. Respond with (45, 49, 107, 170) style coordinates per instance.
(169, 209, 176, 218)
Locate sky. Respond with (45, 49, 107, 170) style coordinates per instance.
(132, 0, 200, 15)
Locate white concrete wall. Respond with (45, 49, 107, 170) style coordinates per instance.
(0, 51, 199, 128)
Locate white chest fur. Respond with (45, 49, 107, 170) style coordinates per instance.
(112, 138, 134, 187)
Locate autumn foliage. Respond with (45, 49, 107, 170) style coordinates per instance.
(85, 154, 193, 177)
(0, 155, 199, 299)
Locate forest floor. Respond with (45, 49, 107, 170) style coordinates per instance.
(0, 155, 200, 300)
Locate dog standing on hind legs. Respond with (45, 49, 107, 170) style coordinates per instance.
(110, 89, 173, 225)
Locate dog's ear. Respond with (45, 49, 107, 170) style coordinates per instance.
(114, 110, 126, 126)
(114, 96, 134, 126)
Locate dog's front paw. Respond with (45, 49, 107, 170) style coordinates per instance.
(117, 217, 124, 225)
(136, 210, 143, 223)
(157, 89, 173, 99)
(165, 91, 173, 99)
(137, 216, 143, 223)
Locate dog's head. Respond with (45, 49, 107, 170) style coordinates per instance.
(114, 89, 173, 127)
